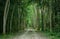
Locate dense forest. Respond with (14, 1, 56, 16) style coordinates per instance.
(0, 0, 60, 39)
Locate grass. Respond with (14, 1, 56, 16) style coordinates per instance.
(0, 31, 25, 39)
(42, 31, 60, 39)
(0, 34, 12, 39)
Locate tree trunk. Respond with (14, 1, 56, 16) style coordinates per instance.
(33, 3, 37, 29)
(41, 6, 44, 31)
(10, 5, 15, 33)
(49, 0, 52, 32)
(3, 0, 10, 34)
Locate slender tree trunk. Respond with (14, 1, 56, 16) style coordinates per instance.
(10, 5, 15, 33)
(43, 6, 48, 31)
(41, 6, 44, 31)
(3, 0, 10, 34)
(39, 7, 42, 31)
(18, 7, 20, 31)
(36, 6, 41, 31)
(33, 3, 37, 29)
(43, 6, 46, 31)
(49, 0, 52, 32)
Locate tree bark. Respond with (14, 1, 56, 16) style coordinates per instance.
(49, 0, 52, 32)
(10, 5, 15, 33)
(3, 0, 10, 34)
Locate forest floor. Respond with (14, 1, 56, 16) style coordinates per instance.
(7, 31, 51, 39)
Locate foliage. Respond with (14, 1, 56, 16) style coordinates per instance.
(0, 0, 60, 39)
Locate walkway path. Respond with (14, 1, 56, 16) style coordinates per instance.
(8, 31, 51, 39)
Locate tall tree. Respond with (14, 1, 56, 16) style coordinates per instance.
(49, 0, 52, 32)
(3, 0, 10, 34)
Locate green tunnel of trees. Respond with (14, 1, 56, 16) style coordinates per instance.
(0, 0, 60, 37)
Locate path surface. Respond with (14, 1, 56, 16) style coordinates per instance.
(8, 31, 51, 39)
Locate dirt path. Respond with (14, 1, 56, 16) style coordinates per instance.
(8, 31, 51, 39)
